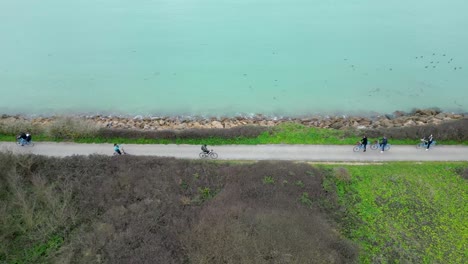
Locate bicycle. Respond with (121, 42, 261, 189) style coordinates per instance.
(369, 140, 390, 151)
(199, 150, 218, 159)
(353, 142, 368, 152)
(417, 139, 436, 149)
(16, 138, 34, 147)
(369, 140, 380, 150)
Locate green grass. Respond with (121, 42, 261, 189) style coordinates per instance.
(322, 162, 468, 263)
(1, 123, 466, 145)
(262, 176, 275, 184)
(9, 235, 64, 264)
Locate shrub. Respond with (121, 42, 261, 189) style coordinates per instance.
(263, 176, 275, 184)
(184, 161, 358, 263)
(463, 168, 468, 180)
(0, 154, 75, 263)
(456, 167, 468, 180)
(0, 118, 44, 135)
(334, 167, 351, 182)
(364, 118, 468, 141)
(0, 155, 357, 263)
(97, 128, 176, 140)
(47, 117, 99, 140)
(295, 180, 305, 188)
(96, 125, 269, 140)
(299, 192, 312, 206)
(197, 187, 216, 202)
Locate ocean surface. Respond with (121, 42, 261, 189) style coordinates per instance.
(0, 0, 467, 117)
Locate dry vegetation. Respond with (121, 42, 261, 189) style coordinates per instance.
(96, 125, 268, 140)
(2, 116, 468, 144)
(365, 118, 468, 141)
(0, 153, 357, 264)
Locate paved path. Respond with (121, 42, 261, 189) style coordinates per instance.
(1, 142, 467, 161)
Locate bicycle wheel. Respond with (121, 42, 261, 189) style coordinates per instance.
(416, 143, 423, 149)
(384, 144, 390, 151)
(353, 146, 360, 152)
(199, 152, 207, 159)
(370, 144, 379, 150)
(209, 152, 218, 159)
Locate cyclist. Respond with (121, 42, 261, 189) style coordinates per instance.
(16, 132, 27, 146)
(25, 133, 32, 143)
(426, 134, 434, 151)
(380, 136, 388, 153)
(114, 143, 122, 155)
(361, 135, 368, 152)
(201, 144, 210, 154)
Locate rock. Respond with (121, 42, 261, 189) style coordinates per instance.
(415, 116, 429, 122)
(404, 120, 416, 126)
(381, 120, 392, 127)
(211, 121, 223, 128)
(393, 110, 406, 117)
(174, 124, 187, 129)
(414, 108, 439, 116)
(192, 122, 202, 128)
(330, 121, 344, 129)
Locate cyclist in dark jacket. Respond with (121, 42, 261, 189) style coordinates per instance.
(201, 144, 210, 154)
(361, 135, 368, 152)
(17, 132, 27, 146)
(380, 136, 388, 152)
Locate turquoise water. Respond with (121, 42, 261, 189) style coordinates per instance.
(0, 0, 467, 116)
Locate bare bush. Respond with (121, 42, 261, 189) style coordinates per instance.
(333, 167, 351, 183)
(456, 167, 468, 180)
(97, 128, 177, 140)
(47, 117, 99, 139)
(1, 155, 357, 264)
(0, 118, 44, 135)
(185, 161, 358, 263)
(177, 125, 269, 139)
(364, 119, 468, 141)
(0, 153, 76, 263)
(96, 125, 269, 140)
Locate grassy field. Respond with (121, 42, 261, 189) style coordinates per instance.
(1, 152, 467, 263)
(322, 162, 468, 263)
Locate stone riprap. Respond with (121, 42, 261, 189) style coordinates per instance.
(1, 109, 466, 131)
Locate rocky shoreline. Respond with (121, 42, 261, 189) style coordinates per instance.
(1, 109, 466, 131)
